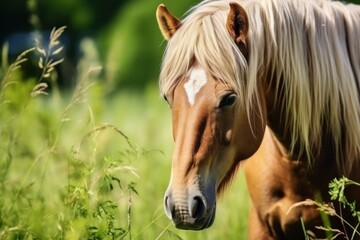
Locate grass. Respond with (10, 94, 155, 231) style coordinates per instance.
(0, 27, 250, 239)
(3, 25, 360, 240)
(290, 177, 360, 240)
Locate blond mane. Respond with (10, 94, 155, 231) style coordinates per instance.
(159, 0, 360, 174)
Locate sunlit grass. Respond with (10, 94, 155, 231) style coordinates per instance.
(0, 29, 250, 239)
(0, 86, 250, 239)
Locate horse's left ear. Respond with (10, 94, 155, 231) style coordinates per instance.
(226, 3, 249, 44)
(156, 4, 181, 41)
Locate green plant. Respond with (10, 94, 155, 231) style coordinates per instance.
(0, 24, 251, 240)
(0, 26, 142, 240)
(329, 177, 360, 222)
(291, 177, 360, 240)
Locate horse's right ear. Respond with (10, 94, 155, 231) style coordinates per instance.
(156, 4, 181, 41)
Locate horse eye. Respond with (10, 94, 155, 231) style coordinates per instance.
(219, 93, 237, 108)
(164, 95, 171, 107)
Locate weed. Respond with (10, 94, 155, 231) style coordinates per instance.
(329, 177, 360, 222)
(0, 24, 251, 240)
(0, 27, 142, 240)
(291, 177, 360, 240)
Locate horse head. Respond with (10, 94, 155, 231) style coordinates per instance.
(156, 2, 266, 230)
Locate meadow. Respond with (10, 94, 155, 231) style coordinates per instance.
(2, 24, 360, 240)
(0, 27, 250, 239)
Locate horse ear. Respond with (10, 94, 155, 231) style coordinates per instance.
(156, 4, 181, 41)
(226, 3, 249, 44)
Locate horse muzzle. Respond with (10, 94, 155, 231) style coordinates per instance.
(164, 189, 216, 230)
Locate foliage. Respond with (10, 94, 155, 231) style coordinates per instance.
(0, 25, 251, 240)
(100, 0, 196, 91)
(329, 177, 360, 222)
(292, 177, 360, 240)
(0, 27, 141, 239)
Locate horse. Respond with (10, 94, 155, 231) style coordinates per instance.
(156, 0, 360, 239)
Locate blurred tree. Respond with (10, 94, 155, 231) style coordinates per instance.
(100, 0, 197, 91)
(0, 0, 128, 40)
(0, 0, 30, 40)
(0, 0, 197, 90)
(0, 0, 130, 87)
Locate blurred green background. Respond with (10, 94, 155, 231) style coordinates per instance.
(0, 0, 199, 91)
(0, 0, 359, 239)
(0, 0, 250, 239)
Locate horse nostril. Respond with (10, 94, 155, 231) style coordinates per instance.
(190, 196, 206, 219)
(164, 195, 175, 220)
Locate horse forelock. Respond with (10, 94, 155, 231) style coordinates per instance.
(159, 1, 248, 100)
(159, 0, 360, 174)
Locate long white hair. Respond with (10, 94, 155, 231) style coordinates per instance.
(159, 0, 360, 173)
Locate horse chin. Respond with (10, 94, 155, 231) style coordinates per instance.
(173, 202, 216, 230)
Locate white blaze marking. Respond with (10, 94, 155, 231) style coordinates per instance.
(183, 68, 207, 106)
